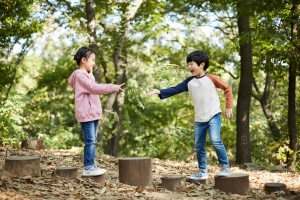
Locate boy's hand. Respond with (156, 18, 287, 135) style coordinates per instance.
(116, 83, 125, 92)
(147, 89, 160, 96)
(225, 108, 233, 119)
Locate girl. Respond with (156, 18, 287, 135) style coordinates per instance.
(68, 47, 125, 176)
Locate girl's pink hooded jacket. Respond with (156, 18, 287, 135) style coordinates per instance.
(68, 69, 117, 122)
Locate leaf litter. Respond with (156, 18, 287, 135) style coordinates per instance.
(0, 146, 299, 200)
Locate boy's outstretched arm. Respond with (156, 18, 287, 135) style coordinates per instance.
(147, 89, 160, 96)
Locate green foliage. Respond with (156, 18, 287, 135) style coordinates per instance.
(0, 0, 43, 49)
(250, 4, 299, 166)
(37, 124, 82, 149)
(0, 0, 299, 171)
(249, 117, 273, 164)
(116, 61, 195, 159)
(113, 7, 241, 160)
(0, 94, 27, 146)
(119, 90, 195, 160)
(18, 38, 83, 149)
(272, 142, 293, 164)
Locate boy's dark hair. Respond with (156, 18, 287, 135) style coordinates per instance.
(186, 51, 209, 71)
(73, 47, 95, 66)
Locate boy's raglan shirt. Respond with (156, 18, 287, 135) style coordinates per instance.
(159, 73, 233, 122)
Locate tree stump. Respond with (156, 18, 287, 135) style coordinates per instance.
(119, 157, 152, 186)
(56, 167, 79, 179)
(21, 139, 45, 149)
(81, 174, 105, 186)
(264, 183, 287, 193)
(214, 173, 249, 195)
(186, 178, 206, 185)
(4, 156, 41, 177)
(161, 175, 186, 191)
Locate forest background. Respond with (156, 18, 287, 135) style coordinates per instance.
(1, 0, 299, 171)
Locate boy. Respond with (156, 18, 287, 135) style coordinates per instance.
(147, 50, 233, 179)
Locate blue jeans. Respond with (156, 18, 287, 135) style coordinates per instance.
(194, 113, 229, 170)
(80, 120, 99, 170)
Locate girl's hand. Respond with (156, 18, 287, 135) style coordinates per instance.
(147, 89, 160, 96)
(116, 83, 125, 92)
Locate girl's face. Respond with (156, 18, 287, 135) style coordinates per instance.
(187, 61, 205, 77)
(81, 53, 95, 73)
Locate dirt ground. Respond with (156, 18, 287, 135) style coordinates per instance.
(0, 146, 299, 200)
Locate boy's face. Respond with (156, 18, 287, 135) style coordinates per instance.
(187, 61, 205, 77)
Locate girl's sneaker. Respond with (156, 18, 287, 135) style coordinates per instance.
(216, 167, 231, 177)
(188, 169, 208, 180)
(82, 166, 106, 176)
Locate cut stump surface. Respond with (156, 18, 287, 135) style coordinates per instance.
(4, 156, 41, 177)
(265, 183, 287, 193)
(214, 173, 249, 195)
(161, 175, 186, 191)
(119, 157, 152, 186)
(56, 167, 79, 179)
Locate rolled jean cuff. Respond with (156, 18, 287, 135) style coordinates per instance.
(84, 164, 94, 170)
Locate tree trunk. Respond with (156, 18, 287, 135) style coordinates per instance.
(235, 0, 252, 164)
(105, 90, 124, 156)
(287, 65, 297, 170)
(85, 0, 101, 83)
(287, 2, 299, 171)
(101, 0, 143, 156)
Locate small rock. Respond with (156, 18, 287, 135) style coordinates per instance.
(242, 163, 261, 170)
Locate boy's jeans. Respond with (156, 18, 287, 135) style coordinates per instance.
(194, 113, 229, 170)
(80, 120, 99, 170)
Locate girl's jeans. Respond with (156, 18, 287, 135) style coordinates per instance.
(194, 113, 229, 170)
(80, 120, 99, 170)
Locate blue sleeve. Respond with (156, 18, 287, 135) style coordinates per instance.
(159, 77, 194, 99)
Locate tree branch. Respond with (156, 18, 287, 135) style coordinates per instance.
(252, 78, 261, 101)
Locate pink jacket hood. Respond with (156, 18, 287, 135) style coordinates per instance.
(68, 69, 116, 122)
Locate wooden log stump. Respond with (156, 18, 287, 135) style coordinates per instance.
(119, 157, 152, 186)
(264, 183, 287, 193)
(186, 178, 206, 185)
(214, 173, 249, 195)
(81, 174, 105, 186)
(161, 175, 186, 191)
(56, 167, 79, 179)
(5, 156, 41, 177)
(21, 139, 45, 149)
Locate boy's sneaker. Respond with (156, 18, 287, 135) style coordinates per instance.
(188, 170, 208, 180)
(82, 166, 106, 176)
(216, 167, 231, 177)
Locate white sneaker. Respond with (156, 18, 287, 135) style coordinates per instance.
(188, 169, 208, 180)
(82, 166, 106, 176)
(216, 167, 231, 177)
